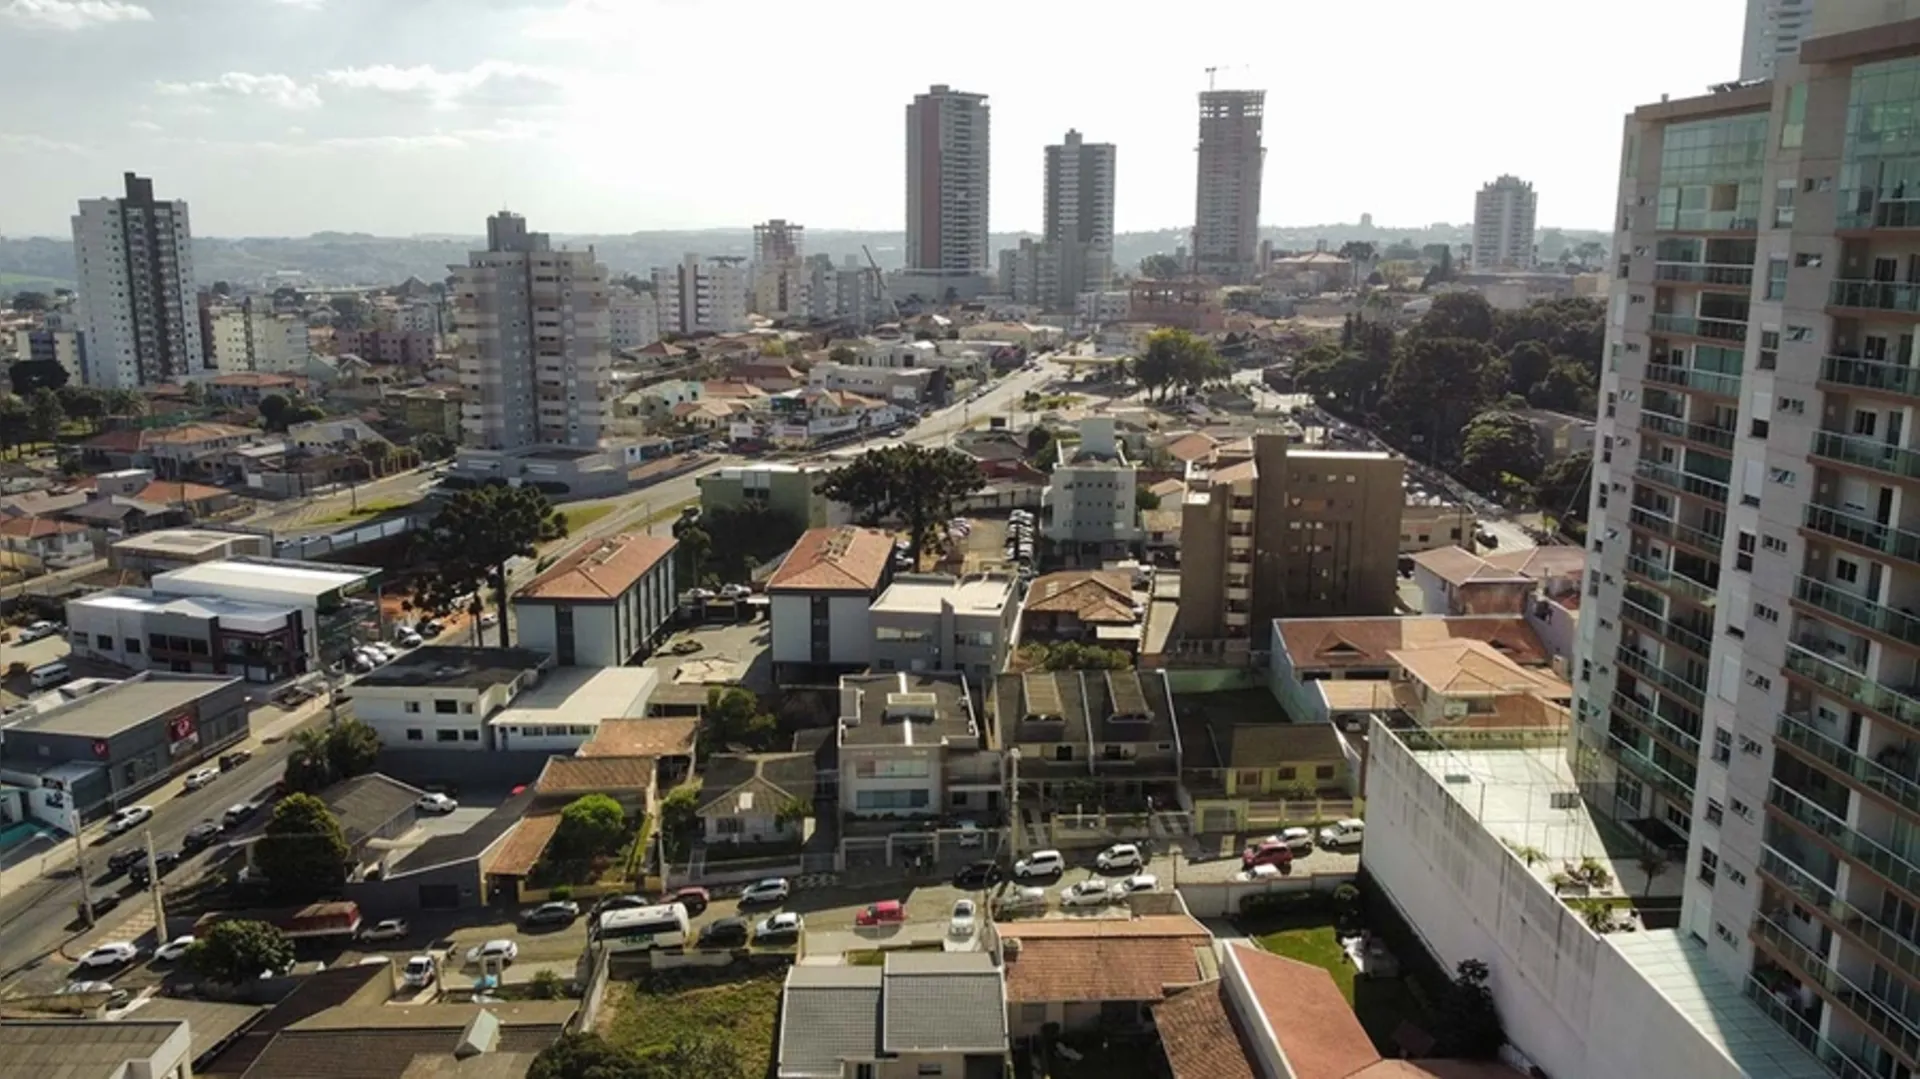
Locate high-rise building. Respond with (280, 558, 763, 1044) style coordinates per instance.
(905, 85, 991, 275)
(1044, 129, 1117, 304)
(751, 220, 808, 321)
(1740, 0, 1817, 81)
(449, 211, 612, 451)
(210, 299, 311, 373)
(754, 219, 804, 266)
(1583, 8, 1920, 1072)
(1192, 89, 1265, 284)
(653, 254, 749, 336)
(71, 172, 206, 388)
(608, 288, 660, 351)
(1470, 175, 1538, 272)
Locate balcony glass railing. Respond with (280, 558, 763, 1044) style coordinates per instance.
(1613, 690, 1702, 755)
(1794, 576, 1920, 648)
(1830, 278, 1920, 314)
(1616, 645, 1708, 707)
(1634, 459, 1731, 504)
(1620, 593, 1714, 657)
(1776, 712, 1920, 816)
(1822, 355, 1920, 400)
(1803, 505, 1920, 566)
(1812, 430, 1920, 482)
(1752, 911, 1920, 1065)
(1607, 731, 1696, 803)
(1644, 362, 1745, 395)
(1744, 973, 1879, 1079)
(1653, 262, 1756, 287)
(1626, 553, 1719, 606)
(1649, 314, 1750, 344)
(1783, 642, 1920, 735)
(1759, 843, 1920, 987)
(1768, 779, 1920, 899)
(1639, 412, 1738, 451)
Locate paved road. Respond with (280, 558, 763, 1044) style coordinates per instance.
(243, 465, 445, 537)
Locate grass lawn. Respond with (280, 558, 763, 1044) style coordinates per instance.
(601, 969, 782, 1077)
(312, 498, 413, 525)
(562, 503, 615, 532)
(1251, 917, 1433, 1055)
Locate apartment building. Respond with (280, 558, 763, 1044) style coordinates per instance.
(512, 533, 677, 667)
(653, 254, 749, 335)
(71, 172, 206, 388)
(804, 254, 890, 326)
(905, 85, 992, 277)
(13, 326, 86, 383)
(211, 300, 312, 374)
(608, 287, 660, 351)
(1044, 129, 1117, 303)
(1585, 11, 1920, 1076)
(450, 211, 613, 451)
(1193, 90, 1265, 284)
(1741, 0, 1819, 82)
(767, 525, 897, 681)
(836, 672, 985, 818)
(868, 572, 1019, 680)
(1178, 433, 1402, 642)
(1041, 417, 1139, 560)
(1470, 174, 1538, 273)
(697, 461, 845, 527)
(752, 220, 809, 320)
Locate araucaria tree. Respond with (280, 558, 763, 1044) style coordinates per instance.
(817, 444, 985, 562)
(412, 485, 568, 647)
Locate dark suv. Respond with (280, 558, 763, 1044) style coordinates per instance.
(955, 861, 1001, 890)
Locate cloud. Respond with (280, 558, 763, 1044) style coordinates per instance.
(156, 72, 322, 110)
(127, 119, 164, 133)
(178, 122, 546, 157)
(0, 132, 88, 153)
(321, 62, 567, 109)
(0, 0, 152, 30)
(268, 0, 323, 7)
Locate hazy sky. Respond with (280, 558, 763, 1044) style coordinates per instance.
(0, 0, 1746, 238)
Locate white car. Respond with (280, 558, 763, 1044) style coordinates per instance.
(753, 912, 804, 943)
(994, 885, 1048, 915)
(1318, 819, 1366, 849)
(76, 942, 140, 968)
(1110, 873, 1159, 899)
(954, 821, 983, 848)
(464, 939, 518, 965)
(1013, 850, 1064, 879)
(104, 806, 153, 836)
(1094, 843, 1143, 872)
(401, 955, 436, 988)
(154, 935, 196, 962)
(739, 878, 792, 906)
(183, 767, 220, 792)
(360, 918, 410, 943)
(416, 793, 458, 814)
(1060, 880, 1113, 908)
(1276, 827, 1315, 852)
(948, 898, 978, 938)
(17, 621, 60, 643)
(1237, 863, 1284, 883)
(396, 631, 423, 649)
(719, 584, 752, 600)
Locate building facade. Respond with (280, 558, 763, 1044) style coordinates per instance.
(211, 300, 312, 374)
(13, 327, 86, 383)
(71, 172, 206, 389)
(653, 254, 749, 336)
(1741, 0, 1819, 81)
(1471, 175, 1539, 272)
(1042, 417, 1140, 558)
(1193, 90, 1265, 284)
(608, 288, 661, 351)
(512, 533, 677, 667)
(450, 211, 613, 451)
(906, 85, 992, 275)
(1042, 129, 1117, 307)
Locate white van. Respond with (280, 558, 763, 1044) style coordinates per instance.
(29, 662, 71, 690)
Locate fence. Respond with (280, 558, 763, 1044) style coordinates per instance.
(1044, 810, 1193, 850)
(1175, 870, 1359, 918)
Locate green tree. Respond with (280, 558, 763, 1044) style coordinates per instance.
(1502, 340, 1553, 397)
(1381, 337, 1499, 462)
(1536, 451, 1594, 521)
(1024, 426, 1053, 461)
(528, 1033, 647, 1079)
(658, 785, 700, 860)
(1574, 240, 1608, 267)
(413, 486, 568, 648)
(254, 793, 350, 901)
(1293, 342, 1385, 414)
(1019, 641, 1133, 671)
(1136, 485, 1162, 511)
(360, 439, 392, 473)
(56, 386, 104, 434)
(1336, 241, 1377, 267)
(645, 1033, 742, 1079)
(702, 686, 778, 754)
(552, 794, 627, 863)
(10, 291, 50, 312)
(1460, 411, 1546, 495)
(1529, 359, 1598, 415)
(211, 280, 232, 297)
(690, 503, 801, 582)
(103, 388, 145, 419)
(1138, 253, 1183, 279)
(1434, 959, 1507, 1059)
(775, 796, 813, 828)
(187, 920, 295, 983)
(10, 358, 70, 396)
(827, 345, 857, 365)
(1493, 297, 1604, 374)
(675, 524, 713, 586)
(258, 392, 292, 432)
(1135, 328, 1226, 399)
(1416, 291, 1495, 343)
(415, 432, 455, 460)
(0, 395, 27, 458)
(26, 387, 64, 442)
(329, 294, 370, 330)
(816, 444, 985, 562)
(284, 719, 381, 793)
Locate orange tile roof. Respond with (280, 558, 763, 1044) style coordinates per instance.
(0, 516, 86, 538)
(534, 756, 656, 796)
(1481, 546, 1587, 580)
(1387, 639, 1570, 698)
(1155, 983, 1256, 1079)
(1277, 615, 1547, 670)
(579, 717, 699, 759)
(1023, 570, 1136, 623)
(1235, 948, 1380, 1079)
(768, 526, 894, 592)
(144, 422, 255, 445)
(1409, 546, 1525, 588)
(519, 533, 677, 602)
(485, 811, 562, 877)
(1165, 432, 1220, 463)
(1001, 915, 1211, 1005)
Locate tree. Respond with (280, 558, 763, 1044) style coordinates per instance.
(1381, 337, 1499, 462)
(776, 796, 812, 828)
(1636, 848, 1670, 898)
(1536, 451, 1594, 521)
(686, 503, 802, 584)
(56, 386, 104, 434)
(1434, 958, 1506, 1059)
(1460, 411, 1546, 496)
(645, 1033, 743, 1079)
(1502, 340, 1553, 397)
(1018, 641, 1133, 671)
(1574, 240, 1608, 267)
(258, 393, 292, 432)
(552, 794, 627, 863)
(1024, 426, 1053, 461)
(1336, 241, 1377, 269)
(26, 387, 64, 443)
(1416, 291, 1495, 343)
(528, 1033, 647, 1079)
(701, 686, 777, 754)
(413, 486, 568, 648)
(676, 524, 713, 586)
(1138, 253, 1183, 279)
(9, 358, 69, 396)
(758, 338, 789, 358)
(188, 920, 295, 983)
(329, 294, 370, 330)
(415, 432, 455, 460)
(360, 440, 392, 473)
(1135, 328, 1225, 399)
(254, 793, 349, 900)
(1136, 485, 1162, 511)
(1293, 342, 1385, 415)
(211, 280, 232, 297)
(658, 784, 700, 860)
(816, 444, 985, 562)
(103, 388, 145, 419)
(0, 395, 27, 458)
(1529, 359, 1598, 415)
(11, 291, 50, 312)
(827, 345, 857, 365)
(284, 719, 380, 793)
(1422, 246, 1455, 290)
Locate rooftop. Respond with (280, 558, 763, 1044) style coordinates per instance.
(0, 1021, 185, 1078)
(1388, 639, 1572, 700)
(482, 807, 561, 878)
(240, 1003, 571, 1079)
(768, 525, 895, 593)
(516, 533, 677, 602)
(838, 672, 979, 749)
(1022, 570, 1139, 625)
(11, 673, 240, 740)
(534, 755, 655, 796)
(110, 528, 267, 557)
(71, 588, 297, 631)
(485, 666, 657, 728)
(390, 787, 533, 875)
(999, 914, 1214, 1005)
(578, 716, 698, 759)
(153, 557, 376, 600)
(1608, 931, 1829, 1079)
(696, 752, 817, 817)
(870, 574, 1013, 617)
(778, 966, 883, 1079)
(1409, 546, 1530, 588)
(993, 669, 1176, 747)
(0, 516, 85, 539)
(881, 952, 1006, 1054)
(321, 774, 425, 848)
(1276, 615, 1549, 671)
(354, 647, 550, 691)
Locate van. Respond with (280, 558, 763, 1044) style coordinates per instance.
(29, 663, 71, 690)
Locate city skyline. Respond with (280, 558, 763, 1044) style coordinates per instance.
(0, 0, 1743, 238)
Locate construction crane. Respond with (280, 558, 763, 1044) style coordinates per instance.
(862, 244, 901, 322)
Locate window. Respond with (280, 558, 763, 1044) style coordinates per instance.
(1276, 766, 1297, 781)
(1705, 799, 1724, 826)
(1020, 1004, 1047, 1023)
(405, 701, 421, 714)
(125, 638, 140, 654)
(1779, 397, 1806, 415)
(1236, 770, 1261, 788)
(1787, 325, 1812, 342)
(1781, 83, 1807, 148)
(1794, 252, 1822, 268)
(1835, 558, 1861, 584)
(1754, 603, 1780, 623)
(1712, 727, 1732, 764)
(1728, 867, 1748, 888)
(406, 729, 423, 741)
(1731, 797, 1752, 820)
(94, 633, 111, 648)
(1737, 530, 1755, 572)
(1766, 255, 1788, 299)
(1758, 329, 1779, 370)
(1751, 418, 1770, 438)
(1699, 847, 1719, 887)
(1740, 734, 1765, 755)
(1715, 922, 1735, 945)
(1774, 179, 1797, 226)
(434, 699, 458, 714)
(1763, 535, 1788, 553)
(462, 730, 479, 741)
(918, 1066, 944, 1077)
(854, 789, 931, 811)
(436, 729, 460, 742)
(1769, 468, 1797, 487)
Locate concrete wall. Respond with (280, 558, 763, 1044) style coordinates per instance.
(373, 748, 557, 787)
(1174, 871, 1357, 918)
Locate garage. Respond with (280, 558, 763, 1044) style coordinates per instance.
(417, 884, 461, 910)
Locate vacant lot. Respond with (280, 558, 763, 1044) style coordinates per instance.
(601, 967, 783, 1077)
(1251, 916, 1432, 1054)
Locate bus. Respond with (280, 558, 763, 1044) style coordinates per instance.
(595, 902, 690, 953)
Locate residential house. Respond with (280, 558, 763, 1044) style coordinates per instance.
(1181, 711, 1354, 833)
(207, 371, 309, 408)
(1515, 407, 1597, 463)
(512, 533, 677, 667)
(673, 398, 749, 431)
(79, 422, 258, 479)
(1269, 614, 1550, 723)
(1018, 569, 1142, 650)
(579, 715, 698, 784)
(999, 914, 1215, 1038)
(533, 754, 656, 819)
(768, 525, 896, 681)
(694, 752, 818, 845)
(232, 1002, 574, 1079)
(1410, 546, 1537, 617)
(868, 573, 1019, 681)
(1386, 639, 1574, 731)
(0, 515, 92, 571)
(776, 953, 1009, 1079)
(954, 430, 1039, 481)
(807, 362, 940, 406)
(79, 471, 238, 517)
(838, 672, 993, 818)
(285, 418, 391, 454)
(991, 669, 1181, 802)
(733, 361, 804, 391)
(1042, 417, 1140, 562)
(348, 646, 552, 748)
(1400, 493, 1477, 555)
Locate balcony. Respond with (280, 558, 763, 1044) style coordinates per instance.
(1643, 362, 1744, 396)
(1830, 278, 1920, 316)
(1793, 576, 1920, 649)
(1627, 506, 1725, 555)
(1650, 313, 1749, 344)
(1759, 844, 1920, 993)
(1639, 412, 1737, 452)
(1768, 780, 1920, 900)
(1612, 690, 1702, 755)
(1606, 731, 1696, 804)
(1226, 585, 1251, 601)
(1634, 458, 1730, 505)
(1625, 552, 1718, 606)
(1821, 355, 1920, 403)
(1783, 642, 1920, 736)
(1653, 262, 1755, 287)
(1621, 592, 1713, 657)
(1776, 713, 1920, 816)
(1616, 645, 1708, 708)
(1751, 911, 1920, 1068)
(1228, 508, 1253, 525)
(1810, 430, 1920, 484)
(1803, 504, 1920, 566)
(1744, 974, 1880, 1079)
(1228, 534, 1252, 552)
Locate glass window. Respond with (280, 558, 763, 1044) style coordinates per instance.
(1780, 84, 1807, 149)
(1774, 180, 1795, 227)
(1765, 255, 1788, 300)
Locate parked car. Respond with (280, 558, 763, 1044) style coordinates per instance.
(182, 820, 222, 850)
(524, 901, 580, 926)
(154, 935, 195, 962)
(1237, 863, 1284, 883)
(76, 942, 139, 969)
(954, 821, 983, 848)
(590, 894, 651, 925)
(1319, 819, 1366, 849)
(401, 955, 436, 988)
(670, 886, 711, 917)
(396, 631, 423, 649)
(993, 885, 1048, 916)
(1059, 880, 1113, 908)
(948, 899, 978, 938)
(222, 802, 258, 829)
(954, 860, 1001, 890)
(17, 620, 61, 643)
(1013, 849, 1064, 879)
(464, 939, 518, 965)
(416, 793, 459, 814)
(1094, 843, 1143, 872)
(739, 878, 791, 906)
(104, 806, 153, 836)
(129, 851, 179, 886)
(106, 849, 144, 874)
(718, 584, 752, 600)
(855, 900, 906, 927)
(1275, 827, 1315, 852)
(700, 917, 749, 948)
(182, 767, 220, 792)
(753, 912, 803, 944)
(217, 750, 252, 771)
(1110, 873, 1159, 899)
(1241, 838, 1296, 871)
(360, 919, 410, 943)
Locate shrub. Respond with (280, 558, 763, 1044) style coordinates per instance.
(1238, 890, 1330, 919)
(548, 884, 573, 902)
(528, 969, 564, 1000)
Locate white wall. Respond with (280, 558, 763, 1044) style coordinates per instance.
(353, 684, 493, 750)
(1413, 565, 1452, 616)
(769, 594, 812, 663)
(828, 595, 872, 664)
(515, 604, 559, 663)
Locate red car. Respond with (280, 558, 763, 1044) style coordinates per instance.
(671, 886, 711, 917)
(1241, 839, 1296, 871)
(855, 900, 906, 926)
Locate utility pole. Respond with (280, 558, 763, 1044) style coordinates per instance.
(146, 830, 166, 942)
(1006, 749, 1022, 863)
(73, 829, 94, 929)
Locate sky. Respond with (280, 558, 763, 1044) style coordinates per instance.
(0, 0, 1747, 239)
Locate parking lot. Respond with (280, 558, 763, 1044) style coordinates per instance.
(645, 617, 771, 693)
(1, 630, 79, 705)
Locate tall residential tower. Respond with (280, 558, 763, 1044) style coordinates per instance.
(905, 85, 991, 276)
(1740, 0, 1818, 81)
(71, 172, 206, 389)
(1192, 89, 1265, 284)
(1044, 129, 1117, 303)
(1470, 175, 1538, 272)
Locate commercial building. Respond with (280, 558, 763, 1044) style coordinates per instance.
(512, 533, 677, 666)
(905, 85, 992, 277)
(1192, 89, 1265, 283)
(0, 1021, 192, 1079)
(1741, 0, 1818, 81)
(450, 210, 613, 451)
(868, 572, 1019, 680)
(211, 299, 312, 374)
(0, 673, 248, 825)
(1044, 129, 1117, 304)
(1042, 417, 1140, 560)
(349, 646, 653, 753)
(71, 172, 206, 388)
(697, 461, 846, 528)
(767, 525, 897, 681)
(837, 672, 986, 818)
(1471, 174, 1539, 272)
(1583, 9, 1920, 1075)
